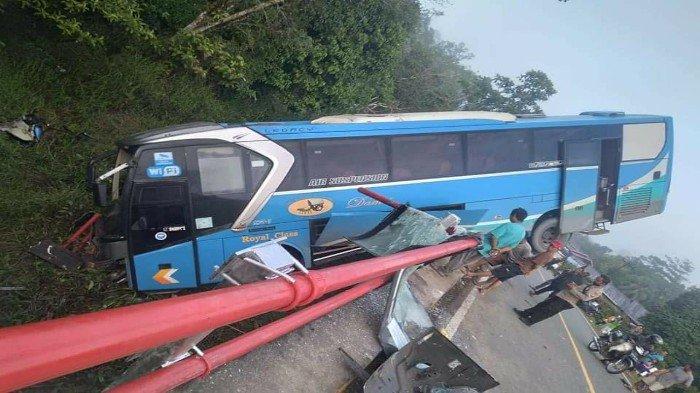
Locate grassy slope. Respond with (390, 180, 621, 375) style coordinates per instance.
(0, 9, 261, 389)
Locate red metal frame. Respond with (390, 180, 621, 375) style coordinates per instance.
(109, 276, 390, 393)
(61, 213, 101, 252)
(0, 238, 478, 392)
(357, 187, 402, 209)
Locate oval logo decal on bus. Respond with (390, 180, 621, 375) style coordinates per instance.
(288, 198, 334, 216)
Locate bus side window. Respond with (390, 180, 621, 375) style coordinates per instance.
(277, 141, 306, 191)
(250, 151, 272, 189)
(532, 125, 622, 166)
(305, 138, 389, 188)
(390, 134, 463, 181)
(532, 127, 582, 164)
(188, 145, 256, 231)
(466, 130, 532, 174)
(621, 123, 663, 161)
(134, 148, 187, 180)
(197, 147, 247, 194)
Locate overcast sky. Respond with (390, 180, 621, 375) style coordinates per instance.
(430, 0, 700, 285)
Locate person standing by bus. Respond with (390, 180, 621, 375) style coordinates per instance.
(529, 267, 590, 297)
(514, 274, 610, 326)
(438, 207, 528, 274)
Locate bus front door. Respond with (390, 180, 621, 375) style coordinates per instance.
(595, 138, 622, 222)
(559, 140, 602, 233)
(128, 180, 198, 291)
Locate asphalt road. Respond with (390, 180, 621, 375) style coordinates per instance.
(182, 286, 390, 392)
(450, 270, 630, 393)
(181, 268, 631, 393)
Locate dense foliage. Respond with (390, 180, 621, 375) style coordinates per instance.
(391, 15, 557, 113)
(5, 0, 556, 116)
(644, 289, 700, 369)
(573, 235, 698, 386)
(461, 70, 557, 114)
(573, 235, 692, 310)
(0, 1, 556, 389)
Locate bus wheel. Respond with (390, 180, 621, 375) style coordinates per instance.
(531, 216, 560, 253)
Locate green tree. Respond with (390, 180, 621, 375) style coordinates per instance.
(12, 0, 304, 87)
(391, 15, 472, 111)
(572, 235, 692, 310)
(226, 0, 420, 116)
(390, 15, 556, 114)
(461, 70, 557, 114)
(10, 0, 421, 111)
(643, 288, 700, 387)
(594, 254, 689, 310)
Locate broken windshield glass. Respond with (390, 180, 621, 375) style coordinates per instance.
(352, 207, 468, 256)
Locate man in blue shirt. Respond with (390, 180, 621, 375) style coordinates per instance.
(439, 207, 528, 274)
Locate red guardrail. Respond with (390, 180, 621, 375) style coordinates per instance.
(109, 276, 389, 392)
(0, 238, 478, 392)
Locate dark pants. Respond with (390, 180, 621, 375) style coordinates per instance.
(533, 282, 556, 295)
(521, 296, 573, 325)
(532, 278, 553, 291)
(533, 278, 569, 295)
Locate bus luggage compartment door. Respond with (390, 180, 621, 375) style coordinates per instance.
(559, 140, 602, 233)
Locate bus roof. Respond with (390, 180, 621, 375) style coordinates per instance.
(119, 112, 670, 147)
(245, 112, 669, 140)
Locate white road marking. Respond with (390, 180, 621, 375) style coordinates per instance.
(558, 312, 598, 393)
(442, 288, 477, 339)
(574, 308, 636, 392)
(534, 270, 597, 393)
(441, 277, 488, 339)
(536, 269, 635, 393)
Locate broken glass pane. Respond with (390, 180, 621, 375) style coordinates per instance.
(379, 266, 434, 354)
(352, 207, 467, 256)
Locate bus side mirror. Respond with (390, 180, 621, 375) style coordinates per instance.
(92, 182, 110, 207)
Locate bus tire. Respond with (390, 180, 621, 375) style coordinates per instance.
(530, 216, 561, 253)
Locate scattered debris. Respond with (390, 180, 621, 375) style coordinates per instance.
(365, 329, 499, 392)
(342, 257, 498, 392)
(0, 114, 45, 143)
(378, 266, 433, 355)
(28, 213, 103, 270)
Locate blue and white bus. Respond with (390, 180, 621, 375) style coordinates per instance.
(89, 111, 673, 291)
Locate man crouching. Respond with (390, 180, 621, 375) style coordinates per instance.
(514, 274, 611, 326)
(464, 239, 564, 294)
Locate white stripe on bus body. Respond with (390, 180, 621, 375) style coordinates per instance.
(272, 159, 655, 197)
(565, 165, 599, 171)
(273, 167, 561, 196)
(618, 155, 668, 193)
(620, 159, 655, 166)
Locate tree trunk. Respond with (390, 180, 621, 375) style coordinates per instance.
(184, 0, 286, 33)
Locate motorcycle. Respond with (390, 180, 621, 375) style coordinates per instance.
(605, 342, 648, 374)
(587, 327, 626, 353)
(580, 300, 601, 316)
(634, 360, 659, 377)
